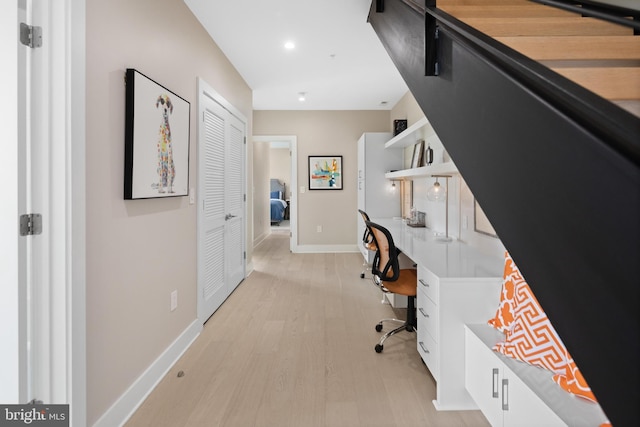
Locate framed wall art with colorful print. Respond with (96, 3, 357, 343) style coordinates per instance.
(124, 68, 190, 199)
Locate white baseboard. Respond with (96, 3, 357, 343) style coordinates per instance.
(294, 244, 359, 253)
(253, 232, 268, 248)
(92, 320, 201, 427)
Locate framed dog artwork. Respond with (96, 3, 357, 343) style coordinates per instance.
(124, 68, 190, 199)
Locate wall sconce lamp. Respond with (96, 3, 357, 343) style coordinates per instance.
(427, 175, 452, 242)
(389, 180, 397, 192)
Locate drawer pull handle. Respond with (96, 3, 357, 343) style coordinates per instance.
(502, 379, 509, 411)
(419, 341, 430, 354)
(492, 368, 499, 398)
(419, 279, 429, 288)
(418, 308, 429, 318)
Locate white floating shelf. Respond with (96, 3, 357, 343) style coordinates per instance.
(384, 116, 434, 149)
(385, 161, 458, 180)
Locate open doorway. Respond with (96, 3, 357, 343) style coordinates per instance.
(253, 136, 298, 253)
(269, 141, 291, 231)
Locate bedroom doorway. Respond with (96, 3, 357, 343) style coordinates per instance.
(253, 135, 298, 253)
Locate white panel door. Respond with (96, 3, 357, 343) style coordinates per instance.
(198, 84, 246, 323)
(199, 100, 227, 322)
(225, 114, 245, 289)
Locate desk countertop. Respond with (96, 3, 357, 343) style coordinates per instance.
(371, 218, 504, 280)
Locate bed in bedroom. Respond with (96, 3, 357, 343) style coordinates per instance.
(270, 179, 287, 225)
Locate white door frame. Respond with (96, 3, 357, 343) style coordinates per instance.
(1, 0, 21, 404)
(2, 0, 86, 422)
(253, 135, 298, 252)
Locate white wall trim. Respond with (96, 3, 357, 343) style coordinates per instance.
(0, 0, 19, 403)
(294, 244, 359, 254)
(69, 0, 87, 424)
(92, 320, 201, 427)
(253, 231, 268, 249)
(246, 261, 255, 276)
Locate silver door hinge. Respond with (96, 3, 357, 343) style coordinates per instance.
(20, 23, 43, 48)
(20, 214, 42, 236)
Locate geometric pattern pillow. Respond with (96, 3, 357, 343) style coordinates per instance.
(487, 251, 520, 333)
(488, 252, 597, 403)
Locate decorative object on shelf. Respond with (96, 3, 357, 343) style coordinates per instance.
(427, 175, 452, 241)
(124, 68, 191, 200)
(393, 119, 408, 136)
(309, 155, 342, 190)
(410, 140, 425, 168)
(425, 143, 434, 165)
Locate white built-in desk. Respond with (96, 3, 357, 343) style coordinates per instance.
(371, 218, 504, 411)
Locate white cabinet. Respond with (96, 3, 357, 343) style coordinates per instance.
(416, 266, 503, 410)
(416, 273, 439, 381)
(356, 132, 402, 260)
(464, 324, 609, 427)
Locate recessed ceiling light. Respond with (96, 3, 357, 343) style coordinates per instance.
(284, 41, 295, 50)
(380, 101, 388, 106)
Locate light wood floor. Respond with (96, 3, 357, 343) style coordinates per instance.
(125, 231, 490, 427)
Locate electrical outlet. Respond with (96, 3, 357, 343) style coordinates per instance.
(170, 290, 178, 312)
(317, 225, 322, 233)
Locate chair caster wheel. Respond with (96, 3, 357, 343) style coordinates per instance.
(360, 273, 365, 278)
(375, 344, 383, 353)
(375, 323, 383, 332)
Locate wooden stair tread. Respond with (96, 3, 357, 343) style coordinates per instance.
(613, 100, 640, 118)
(440, 5, 574, 18)
(435, 1, 640, 110)
(461, 17, 633, 36)
(496, 36, 640, 61)
(439, 0, 531, 5)
(551, 67, 640, 100)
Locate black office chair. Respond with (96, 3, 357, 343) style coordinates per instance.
(365, 220, 418, 353)
(358, 209, 377, 279)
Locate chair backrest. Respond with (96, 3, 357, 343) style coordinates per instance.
(365, 221, 400, 282)
(358, 209, 375, 247)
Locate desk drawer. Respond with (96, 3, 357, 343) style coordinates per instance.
(417, 291, 439, 342)
(418, 266, 439, 303)
(418, 327, 439, 381)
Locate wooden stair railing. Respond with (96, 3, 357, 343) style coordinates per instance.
(368, 1, 639, 426)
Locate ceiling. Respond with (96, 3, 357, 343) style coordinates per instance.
(183, 0, 409, 110)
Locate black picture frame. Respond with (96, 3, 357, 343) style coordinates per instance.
(124, 68, 191, 199)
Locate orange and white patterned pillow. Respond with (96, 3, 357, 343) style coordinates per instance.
(488, 252, 597, 403)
